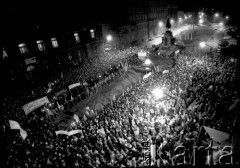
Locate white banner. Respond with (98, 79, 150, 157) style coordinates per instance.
(55, 130, 69, 135)
(68, 130, 82, 136)
(138, 52, 147, 60)
(55, 89, 67, 96)
(55, 129, 82, 136)
(23, 96, 50, 115)
(151, 144, 156, 163)
(143, 72, 152, 80)
(162, 70, 169, 74)
(69, 83, 80, 90)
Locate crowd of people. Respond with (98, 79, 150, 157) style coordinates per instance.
(3, 41, 239, 167)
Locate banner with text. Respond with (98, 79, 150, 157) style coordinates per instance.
(69, 83, 80, 90)
(23, 96, 50, 115)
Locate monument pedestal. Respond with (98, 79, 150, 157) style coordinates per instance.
(162, 30, 175, 46)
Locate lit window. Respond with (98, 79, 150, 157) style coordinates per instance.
(18, 43, 29, 54)
(90, 29, 95, 39)
(36, 40, 46, 51)
(3, 47, 8, 59)
(51, 38, 58, 48)
(74, 33, 80, 43)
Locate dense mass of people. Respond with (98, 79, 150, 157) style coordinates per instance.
(3, 41, 239, 167)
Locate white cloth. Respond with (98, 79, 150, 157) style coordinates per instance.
(9, 120, 28, 140)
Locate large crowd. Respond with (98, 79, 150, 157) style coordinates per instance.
(3, 41, 239, 167)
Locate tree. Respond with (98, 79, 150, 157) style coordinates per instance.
(166, 18, 171, 30)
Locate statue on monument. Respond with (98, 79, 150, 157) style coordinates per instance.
(162, 18, 175, 46)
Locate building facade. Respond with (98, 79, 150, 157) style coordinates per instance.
(125, 0, 178, 46)
(1, 0, 178, 91)
(1, 22, 102, 88)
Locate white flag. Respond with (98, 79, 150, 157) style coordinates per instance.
(143, 72, 152, 80)
(9, 120, 28, 140)
(20, 129, 28, 140)
(83, 114, 87, 121)
(9, 120, 21, 130)
(73, 114, 80, 123)
(151, 144, 156, 162)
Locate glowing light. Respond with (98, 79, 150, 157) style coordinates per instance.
(178, 18, 182, 23)
(158, 21, 164, 27)
(144, 59, 152, 65)
(138, 52, 147, 57)
(199, 41, 206, 48)
(71, 121, 76, 127)
(170, 19, 174, 24)
(199, 19, 204, 24)
(138, 52, 147, 60)
(106, 35, 112, 42)
(152, 88, 165, 100)
(219, 22, 223, 26)
(215, 13, 219, 17)
(225, 16, 229, 19)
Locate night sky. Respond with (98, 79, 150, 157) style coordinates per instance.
(1, 0, 239, 27)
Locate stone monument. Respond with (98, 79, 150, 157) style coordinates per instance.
(162, 18, 175, 46)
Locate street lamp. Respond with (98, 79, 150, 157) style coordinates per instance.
(199, 41, 214, 58)
(152, 88, 165, 100)
(158, 21, 164, 27)
(178, 17, 182, 23)
(214, 13, 219, 17)
(151, 86, 182, 110)
(199, 41, 207, 48)
(144, 59, 152, 65)
(106, 35, 112, 42)
(225, 16, 229, 20)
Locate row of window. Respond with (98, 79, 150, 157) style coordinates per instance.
(18, 37, 59, 54)
(138, 23, 147, 29)
(129, 12, 168, 22)
(4, 30, 96, 56)
(129, 14, 148, 22)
